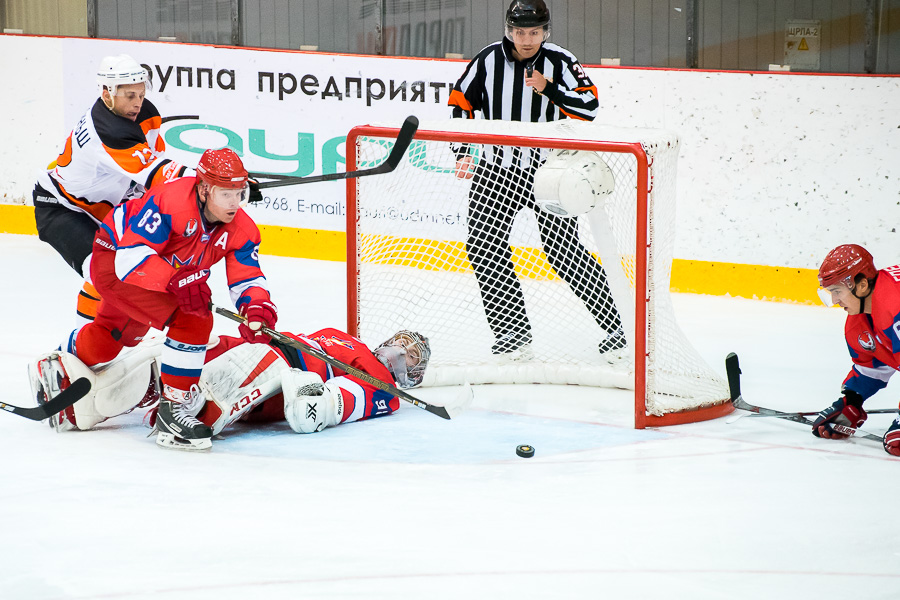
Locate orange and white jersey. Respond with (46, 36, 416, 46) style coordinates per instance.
(35, 98, 191, 224)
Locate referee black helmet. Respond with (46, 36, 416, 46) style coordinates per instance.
(506, 0, 551, 29)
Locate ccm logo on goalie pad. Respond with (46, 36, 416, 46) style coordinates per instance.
(229, 388, 262, 416)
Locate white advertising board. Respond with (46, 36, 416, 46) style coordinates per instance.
(2, 35, 899, 269)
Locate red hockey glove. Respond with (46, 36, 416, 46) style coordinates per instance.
(812, 394, 867, 440)
(883, 416, 900, 456)
(166, 267, 212, 317)
(238, 299, 277, 343)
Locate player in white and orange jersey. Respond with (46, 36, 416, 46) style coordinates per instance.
(29, 148, 276, 451)
(812, 244, 900, 456)
(33, 54, 193, 326)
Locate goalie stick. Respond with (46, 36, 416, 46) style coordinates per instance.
(725, 353, 882, 442)
(0, 378, 92, 422)
(211, 304, 471, 420)
(249, 115, 419, 190)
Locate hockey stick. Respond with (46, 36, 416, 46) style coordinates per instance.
(0, 378, 91, 422)
(725, 353, 882, 442)
(732, 408, 899, 419)
(211, 304, 471, 420)
(250, 115, 418, 190)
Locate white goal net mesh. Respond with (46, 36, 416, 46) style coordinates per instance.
(348, 119, 728, 418)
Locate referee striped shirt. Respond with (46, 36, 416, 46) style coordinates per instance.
(448, 36, 599, 169)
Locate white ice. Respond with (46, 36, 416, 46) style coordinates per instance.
(0, 233, 898, 600)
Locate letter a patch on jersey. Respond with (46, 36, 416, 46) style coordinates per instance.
(215, 232, 229, 250)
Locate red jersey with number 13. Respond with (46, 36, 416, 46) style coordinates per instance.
(97, 176, 271, 310)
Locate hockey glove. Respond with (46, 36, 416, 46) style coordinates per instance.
(238, 299, 278, 343)
(883, 415, 900, 456)
(811, 393, 867, 439)
(166, 267, 212, 317)
(248, 179, 263, 205)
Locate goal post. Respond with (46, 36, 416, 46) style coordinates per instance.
(345, 118, 733, 428)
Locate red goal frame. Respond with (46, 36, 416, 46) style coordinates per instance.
(345, 123, 733, 429)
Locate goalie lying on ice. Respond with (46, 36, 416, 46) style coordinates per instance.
(30, 328, 430, 438)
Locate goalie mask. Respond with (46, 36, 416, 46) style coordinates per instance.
(374, 330, 431, 388)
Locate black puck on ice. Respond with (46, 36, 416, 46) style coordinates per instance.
(516, 444, 535, 458)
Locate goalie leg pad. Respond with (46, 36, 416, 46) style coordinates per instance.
(30, 344, 163, 431)
(198, 344, 286, 435)
(29, 350, 96, 432)
(283, 369, 345, 434)
(86, 344, 162, 425)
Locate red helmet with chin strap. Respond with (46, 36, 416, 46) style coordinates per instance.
(196, 148, 248, 189)
(818, 244, 877, 288)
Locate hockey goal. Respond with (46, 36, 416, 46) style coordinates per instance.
(345, 118, 732, 428)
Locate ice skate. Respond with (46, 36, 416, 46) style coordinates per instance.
(491, 331, 534, 361)
(154, 385, 212, 451)
(598, 328, 628, 364)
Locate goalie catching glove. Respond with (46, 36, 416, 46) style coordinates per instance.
(811, 392, 867, 440)
(282, 369, 345, 433)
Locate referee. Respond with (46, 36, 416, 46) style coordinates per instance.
(448, 0, 625, 359)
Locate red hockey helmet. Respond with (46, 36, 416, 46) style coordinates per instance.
(818, 244, 877, 288)
(196, 148, 248, 189)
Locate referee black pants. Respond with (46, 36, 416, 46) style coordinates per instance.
(465, 161, 622, 340)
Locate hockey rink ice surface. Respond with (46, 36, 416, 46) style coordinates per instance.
(1, 233, 898, 600)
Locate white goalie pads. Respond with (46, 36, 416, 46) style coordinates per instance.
(197, 343, 285, 435)
(533, 149, 615, 218)
(282, 369, 345, 434)
(37, 344, 162, 431)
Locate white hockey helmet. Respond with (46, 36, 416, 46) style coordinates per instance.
(533, 149, 615, 218)
(97, 54, 151, 96)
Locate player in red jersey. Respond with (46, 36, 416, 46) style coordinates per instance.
(29, 148, 276, 451)
(812, 244, 900, 456)
(188, 328, 430, 435)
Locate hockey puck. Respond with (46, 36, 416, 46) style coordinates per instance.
(516, 444, 535, 458)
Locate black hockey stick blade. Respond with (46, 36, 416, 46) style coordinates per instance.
(0, 377, 91, 422)
(254, 115, 419, 189)
(211, 304, 460, 420)
(725, 352, 742, 402)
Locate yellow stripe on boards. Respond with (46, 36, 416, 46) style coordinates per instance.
(257, 224, 345, 261)
(671, 259, 820, 305)
(0, 204, 38, 235)
(0, 204, 820, 305)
